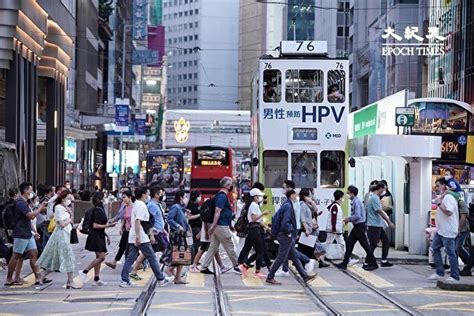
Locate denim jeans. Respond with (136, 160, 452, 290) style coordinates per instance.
(121, 242, 164, 283)
(268, 233, 308, 280)
(282, 236, 309, 272)
(455, 231, 470, 265)
(432, 233, 459, 280)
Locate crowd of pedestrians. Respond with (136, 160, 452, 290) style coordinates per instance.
(1, 173, 471, 290)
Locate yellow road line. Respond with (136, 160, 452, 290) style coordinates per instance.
(242, 275, 264, 287)
(186, 272, 205, 287)
(229, 294, 308, 303)
(347, 266, 394, 288)
(231, 311, 323, 315)
(132, 269, 153, 287)
(72, 264, 105, 287)
(343, 308, 399, 313)
(307, 275, 331, 287)
(417, 301, 474, 310)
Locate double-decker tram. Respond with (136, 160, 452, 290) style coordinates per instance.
(251, 41, 349, 229)
(146, 150, 185, 207)
(190, 146, 234, 200)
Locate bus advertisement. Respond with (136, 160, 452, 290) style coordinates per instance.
(251, 41, 349, 230)
(190, 146, 233, 200)
(146, 150, 185, 207)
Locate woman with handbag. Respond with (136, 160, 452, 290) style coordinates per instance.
(105, 190, 134, 269)
(167, 190, 191, 284)
(79, 192, 115, 286)
(37, 190, 80, 289)
(324, 190, 346, 260)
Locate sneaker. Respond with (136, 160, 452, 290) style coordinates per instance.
(119, 280, 132, 288)
(266, 278, 282, 285)
(334, 263, 347, 270)
(428, 273, 444, 281)
(319, 260, 330, 268)
(94, 280, 107, 286)
(238, 264, 249, 276)
(348, 259, 359, 266)
(460, 269, 472, 277)
(220, 265, 232, 274)
(200, 268, 215, 275)
(78, 271, 88, 283)
(381, 261, 394, 267)
(189, 266, 200, 273)
(304, 273, 318, 283)
(445, 276, 460, 282)
(129, 273, 143, 281)
(255, 271, 267, 278)
(275, 270, 290, 277)
(232, 266, 242, 275)
(159, 276, 173, 287)
(305, 259, 317, 273)
(362, 264, 379, 271)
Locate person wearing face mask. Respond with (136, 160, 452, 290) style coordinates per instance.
(324, 190, 346, 258)
(266, 189, 317, 285)
(167, 190, 191, 284)
(37, 190, 80, 289)
(64, 181, 72, 191)
(444, 168, 462, 194)
(239, 188, 270, 278)
(5, 183, 46, 286)
(187, 190, 203, 261)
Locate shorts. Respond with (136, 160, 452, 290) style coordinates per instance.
(13, 236, 37, 255)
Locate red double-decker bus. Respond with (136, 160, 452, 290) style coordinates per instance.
(190, 146, 233, 200)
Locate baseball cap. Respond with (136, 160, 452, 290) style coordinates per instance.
(249, 188, 264, 197)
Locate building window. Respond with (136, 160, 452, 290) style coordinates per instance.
(189, 22, 193, 28)
(195, 22, 199, 27)
(190, 10, 193, 15)
(194, 98, 198, 104)
(185, 11, 188, 16)
(194, 60, 198, 66)
(194, 35, 198, 40)
(183, 74, 187, 79)
(195, 9, 199, 14)
(183, 87, 187, 92)
(183, 61, 187, 67)
(183, 99, 187, 105)
(194, 85, 198, 91)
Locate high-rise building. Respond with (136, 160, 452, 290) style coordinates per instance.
(428, 0, 474, 107)
(163, 0, 239, 110)
(348, 0, 429, 110)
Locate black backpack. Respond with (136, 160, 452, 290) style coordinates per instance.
(200, 192, 226, 223)
(468, 203, 474, 233)
(2, 201, 17, 230)
(80, 207, 95, 234)
(141, 209, 156, 235)
(234, 207, 249, 235)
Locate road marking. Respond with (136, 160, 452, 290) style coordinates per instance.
(391, 288, 474, 297)
(241, 267, 264, 286)
(149, 301, 213, 312)
(347, 266, 394, 288)
(72, 264, 106, 287)
(307, 275, 331, 287)
(417, 301, 474, 311)
(232, 311, 323, 315)
(343, 308, 399, 313)
(229, 294, 308, 303)
(186, 272, 205, 287)
(132, 269, 153, 287)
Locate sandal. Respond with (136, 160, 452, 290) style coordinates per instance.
(174, 280, 188, 285)
(4, 280, 23, 286)
(105, 262, 116, 269)
(66, 283, 82, 289)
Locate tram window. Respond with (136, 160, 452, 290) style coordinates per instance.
(285, 69, 323, 103)
(327, 70, 346, 103)
(291, 151, 317, 188)
(410, 102, 468, 133)
(320, 151, 345, 188)
(263, 70, 281, 103)
(263, 150, 288, 188)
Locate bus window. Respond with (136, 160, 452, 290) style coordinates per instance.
(327, 70, 346, 103)
(285, 69, 323, 103)
(263, 69, 281, 103)
(291, 151, 317, 188)
(320, 151, 345, 188)
(263, 150, 288, 188)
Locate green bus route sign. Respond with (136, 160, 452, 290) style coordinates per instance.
(395, 107, 415, 127)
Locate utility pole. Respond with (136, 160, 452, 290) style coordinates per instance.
(118, 23, 129, 190)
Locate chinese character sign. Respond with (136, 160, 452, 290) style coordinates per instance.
(381, 26, 447, 56)
(132, 50, 159, 65)
(133, 0, 148, 40)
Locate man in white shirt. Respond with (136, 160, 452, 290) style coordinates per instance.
(120, 187, 172, 287)
(429, 178, 460, 282)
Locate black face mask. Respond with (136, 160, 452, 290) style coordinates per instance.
(229, 186, 234, 192)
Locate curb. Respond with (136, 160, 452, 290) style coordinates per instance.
(437, 280, 474, 292)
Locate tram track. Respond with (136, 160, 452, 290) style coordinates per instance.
(212, 258, 230, 316)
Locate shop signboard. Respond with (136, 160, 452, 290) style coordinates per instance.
(135, 114, 146, 140)
(132, 50, 159, 65)
(133, 0, 148, 40)
(115, 98, 130, 132)
(350, 90, 406, 138)
(440, 134, 467, 162)
(64, 139, 77, 162)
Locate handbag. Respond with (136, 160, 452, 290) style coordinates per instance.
(170, 231, 191, 266)
(152, 231, 169, 252)
(323, 243, 345, 260)
(47, 218, 56, 233)
(70, 227, 79, 244)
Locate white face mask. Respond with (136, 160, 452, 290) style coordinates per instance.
(381, 191, 387, 196)
(445, 175, 452, 180)
(33, 201, 40, 207)
(257, 196, 264, 203)
(64, 199, 72, 206)
(196, 196, 202, 203)
(28, 192, 35, 200)
(293, 196, 300, 203)
(182, 197, 189, 205)
(145, 195, 151, 202)
(65, 184, 71, 190)
(282, 188, 287, 195)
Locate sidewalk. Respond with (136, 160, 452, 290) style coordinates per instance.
(352, 243, 428, 264)
(0, 226, 154, 315)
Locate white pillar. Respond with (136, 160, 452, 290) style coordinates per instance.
(408, 157, 432, 255)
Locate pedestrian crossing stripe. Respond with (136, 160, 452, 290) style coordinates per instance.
(241, 268, 264, 287)
(307, 275, 331, 287)
(7, 272, 36, 288)
(71, 264, 106, 287)
(186, 272, 205, 287)
(347, 265, 394, 288)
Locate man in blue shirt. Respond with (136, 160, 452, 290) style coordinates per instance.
(336, 185, 378, 271)
(366, 182, 395, 268)
(201, 177, 240, 275)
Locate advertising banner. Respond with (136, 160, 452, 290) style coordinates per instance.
(135, 114, 146, 140)
(133, 0, 148, 40)
(132, 50, 159, 65)
(115, 98, 130, 132)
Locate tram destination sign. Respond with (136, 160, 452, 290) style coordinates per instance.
(280, 41, 328, 55)
(395, 107, 415, 127)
